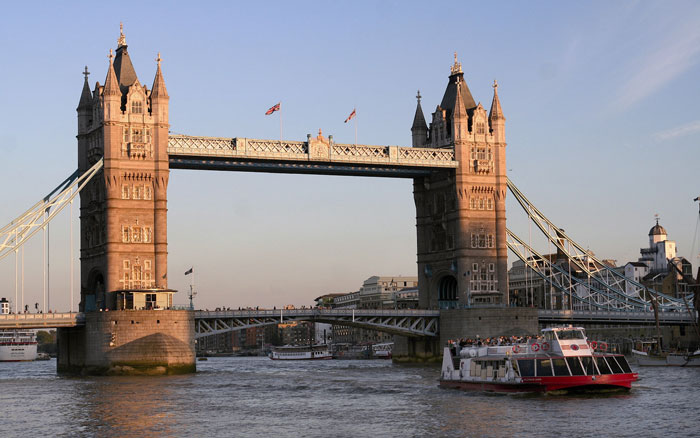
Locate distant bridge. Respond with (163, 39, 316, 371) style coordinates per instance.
(2, 308, 693, 336)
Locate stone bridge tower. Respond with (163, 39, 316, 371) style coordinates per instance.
(63, 28, 194, 375)
(77, 27, 170, 311)
(412, 54, 508, 309)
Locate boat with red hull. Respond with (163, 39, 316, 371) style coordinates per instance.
(440, 327, 638, 393)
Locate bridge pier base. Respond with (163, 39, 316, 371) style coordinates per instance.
(392, 336, 441, 363)
(439, 308, 539, 347)
(57, 310, 196, 376)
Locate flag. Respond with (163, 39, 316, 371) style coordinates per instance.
(184, 268, 193, 275)
(162, 273, 167, 279)
(344, 108, 356, 123)
(265, 102, 281, 115)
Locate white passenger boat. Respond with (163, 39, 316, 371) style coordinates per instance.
(372, 342, 393, 359)
(269, 344, 332, 360)
(440, 327, 638, 393)
(0, 330, 38, 362)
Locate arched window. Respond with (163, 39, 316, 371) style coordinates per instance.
(438, 276, 458, 309)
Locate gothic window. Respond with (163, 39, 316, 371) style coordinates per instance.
(123, 260, 130, 270)
(144, 260, 151, 270)
(122, 226, 130, 243)
(473, 263, 479, 272)
(122, 185, 130, 199)
(489, 263, 495, 272)
(123, 273, 130, 287)
(470, 147, 476, 160)
(143, 227, 153, 243)
(145, 127, 151, 144)
(471, 234, 477, 248)
(123, 127, 129, 143)
(487, 147, 492, 161)
(476, 122, 485, 135)
(133, 186, 142, 200)
(478, 198, 485, 210)
(487, 235, 494, 248)
(487, 198, 493, 210)
(132, 227, 142, 243)
(132, 128, 143, 143)
(144, 186, 152, 200)
(477, 148, 486, 160)
(144, 272, 152, 284)
(470, 198, 476, 210)
(479, 234, 486, 248)
(131, 100, 143, 114)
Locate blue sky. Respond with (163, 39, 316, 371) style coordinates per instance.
(0, 1, 699, 310)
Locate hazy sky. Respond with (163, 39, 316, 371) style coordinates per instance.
(1, 1, 699, 311)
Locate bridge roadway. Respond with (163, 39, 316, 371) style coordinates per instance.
(0, 308, 694, 334)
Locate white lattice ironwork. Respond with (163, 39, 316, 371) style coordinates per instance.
(0, 312, 85, 329)
(0, 159, 104, 261)
(193, 309, 440, 339)
(168, 135, 457, 169)
(507, 178, 692, 312)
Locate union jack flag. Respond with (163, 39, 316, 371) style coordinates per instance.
(265, 102, 281, 115)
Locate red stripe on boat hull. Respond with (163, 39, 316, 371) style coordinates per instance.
(439, 373, 638, 393)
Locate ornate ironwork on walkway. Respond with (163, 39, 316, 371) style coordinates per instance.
(168, 135, 457, 177)
(193, 308, 441, 339)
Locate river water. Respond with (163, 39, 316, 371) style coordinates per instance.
(1, 357, 699, 438)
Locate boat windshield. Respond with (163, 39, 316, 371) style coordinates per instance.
(556, 330, 585, 340)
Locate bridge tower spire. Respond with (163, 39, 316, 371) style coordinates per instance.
(414, 54, 508, 310)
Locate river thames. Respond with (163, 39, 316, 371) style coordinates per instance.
(1, 357, 699, 437)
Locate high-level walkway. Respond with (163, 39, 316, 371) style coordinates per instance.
(167, 135, 457, 177)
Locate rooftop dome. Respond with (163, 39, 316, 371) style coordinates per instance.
(649, 220, 667, 236)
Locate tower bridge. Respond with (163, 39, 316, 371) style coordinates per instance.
(1, 32, 697, 374)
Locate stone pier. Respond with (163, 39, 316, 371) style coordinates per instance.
(58, 310, 195, 375)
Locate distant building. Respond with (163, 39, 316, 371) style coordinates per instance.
(632, 220, 698, 299)
(358, 276, 418, 309)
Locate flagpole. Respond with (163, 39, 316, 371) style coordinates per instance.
(354, 108, 358, 146)
(279, 104, 282, 145)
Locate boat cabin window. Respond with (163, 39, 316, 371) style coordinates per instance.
(517, 359, 535, 377)
(536, 359, 553, 376)
(566, 357, 585, 376)
(606, 356, 624, 374)
(543, 331, 555, 342)
(594, 356, 612, 374)
(556, 330, 585, 340)
(579, 356, 598, 375)
(616, 356, 632, 373)
(552, 358, 570, 376)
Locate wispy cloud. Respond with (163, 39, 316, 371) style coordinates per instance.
(613, 10, 700, 110)
(654, 119, 700, 141)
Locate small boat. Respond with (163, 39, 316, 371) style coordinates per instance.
(440, 326, 638, 393)
(371, 342, 393, 359)
(36, 352, 51, 361)
(269, 344, 332, 360)
(0, 330, 38, 362)
(631, 348, 700, 367)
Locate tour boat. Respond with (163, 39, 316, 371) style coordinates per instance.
(0, 330, 38, 362)
(269, 344, 332, 360)
(372, 342, 393, 359)
(440, 327, 638, 393)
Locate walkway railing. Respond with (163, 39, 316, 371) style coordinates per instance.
(0, 312, 84, 329)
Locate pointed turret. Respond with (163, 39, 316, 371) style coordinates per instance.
(488, 80, 505, 143)
(78, 66, 92, 110)
(411, 90, 428, 147)
(150, 53, 169, 99)
(453, 78, 469, 143)
(150, 53, 169, 124)
(104, 49, 120, 96)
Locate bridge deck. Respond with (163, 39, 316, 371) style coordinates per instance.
(0, 313, 84, 329)
(168, 135, 458, 177)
